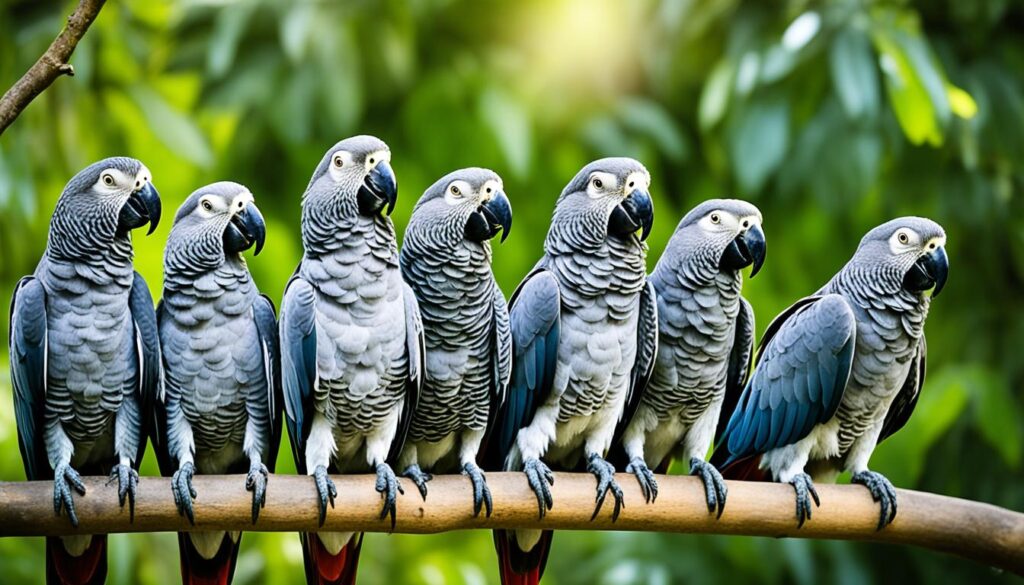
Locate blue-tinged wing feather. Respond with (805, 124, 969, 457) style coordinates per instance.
(280, 276, 318, 475)
(716, 295, 856, 466)
(9, 277, 49, 481)
(253, 294, 282, 472)
(482, 268, 560, 470)
(129, 272, 161, 469)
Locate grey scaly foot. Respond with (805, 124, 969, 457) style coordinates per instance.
(523, 457, 554, 519)
(313, 465, 336, 527)
(375, 463, 404, 529)
(171, 461, 197, 525)
(690, 458, 728, 518)
(53, 463, 86, 528)
(852, 470, 898, 530)
(625, 457, 658, 504)
(401, 464, 433, 501)
(789, 472, 820, 528)
(587, 453, 624, 522)
(246, 461, 269, 524)
(462, 462, 493, 518)
(108, 463, 140, 522)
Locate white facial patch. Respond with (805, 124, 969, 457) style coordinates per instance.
(698, 210, 738, 232)
(363, 149, 390, 172)
(327, 150, 356, 182)
(888, 228, 922, 255)
(586, 171, 618, 199)
(480, 179, 503, 201)
(230, 190, 255, 213)
(444, 180, 474, 206)
(134, 165, 152, 191)
(623, 171, 649, 195)
(94, 168, 133, 196)
(197, 195, 229, 217)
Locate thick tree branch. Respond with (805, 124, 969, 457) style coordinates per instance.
(1, 473, 1021, 574)
(0, 0, 106, 136)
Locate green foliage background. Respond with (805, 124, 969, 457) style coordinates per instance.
(1, 0, 1022, 583)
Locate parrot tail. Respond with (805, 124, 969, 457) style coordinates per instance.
(493, 529, 552, 585)
(720, 454, 769, 482)
(46, 535, 107, 585)
(177, 531, 241, 585)
(301, 532, 362, 585)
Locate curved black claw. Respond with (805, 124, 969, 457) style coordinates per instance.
(313, 465, 336, 528)
(53, 463, 86, 528)
(171, 461, 197, 525)
(246, 461, 269, 524)
(625, 457, 659, 504)
(375, 463, 404, 530)
(462, 462, 493, 518)
(523, 457, 554, 519)
(789, 472, 821, 528)
(690, 458, 728, 518)
(587, 453, 624, 522)
(108, 463, 140, 522)
(401, 464, 433, 501)
(852, 470, 898, 530)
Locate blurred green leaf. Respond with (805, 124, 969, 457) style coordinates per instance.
(872, 28, 943, 145)
(617, 98, 688, 162)
(479, 88, 532, 178)
(830, 27, 879, 119)
(727, 96, 789, 193)
(699, 60, 733, 131)
(129, 85, 214, 166)
(207, 3, 255, 80)
(972, 367, 1022, 468)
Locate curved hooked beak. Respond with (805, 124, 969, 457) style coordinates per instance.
(719, 223, 767, 277)
(357, 160, 398, 216)
(465, 190, 513, 243)
(903, 245, 949, 297)
(117, 182, 162, 236)
(224, 202, 267, 256)
(608, 188, 654, 241)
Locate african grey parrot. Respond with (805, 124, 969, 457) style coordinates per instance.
(714, 217, 948, 529)
(617, 199, 765, 516)
(484, 158, 657, 585)
(281, 136, 423, 585)
(9, 157, 161, 585)
(397, 168, 513, 518)
(151, 182, 278, 585)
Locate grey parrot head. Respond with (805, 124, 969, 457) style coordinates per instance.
(411, 167, 513, 244)
(48, 157, 161, 255)
(851, 216, 949, 297)
(166, 181, 266, 270)
(552, 157, 654, 244)
(667, 198, 766, 277)
(302, 135, 397, 218)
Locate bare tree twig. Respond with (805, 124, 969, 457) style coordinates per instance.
(0, 0, 107, 136)
(1, 473, 1021, 575)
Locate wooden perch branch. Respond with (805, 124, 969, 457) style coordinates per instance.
(0, 0, 106, 136)
(1, 473, 1021, 575)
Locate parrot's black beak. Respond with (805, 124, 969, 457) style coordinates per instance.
(465, 190, 513, 243)
(118, 181, 162, 236)
(358, 160, 398, 216)
(609, 188, 654, 241)
(903, 245, 948, 297)
(224, 203, 267, 256)
(720, 223, 767, 277)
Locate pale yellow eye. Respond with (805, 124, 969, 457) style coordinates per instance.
(451, 185, 461, 197)
(201, 200, 213, 212)
(898, 232, 909, 244)
(102, 173, 115, 187)
(333, 155, 344, 168)
(592, 178, 603, 189)
(710, 213, 721, 224)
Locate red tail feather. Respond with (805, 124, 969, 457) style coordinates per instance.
(302, 533, 362, 585)
(177, 532, 241, 585)
(494, 530, 551, 585)
(46, 536, 107, 585)
(720, 455, 769, 482)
